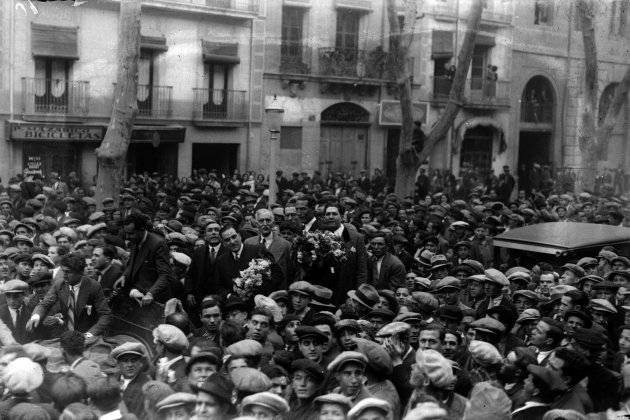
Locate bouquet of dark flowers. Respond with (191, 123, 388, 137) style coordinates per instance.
(233, 258, 272, 301)
(293, 230, 348, 270)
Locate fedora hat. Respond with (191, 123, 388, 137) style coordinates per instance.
(347, 284, 379, 310)
(310, 285, 336, 310)
(430, 254, 451, 271)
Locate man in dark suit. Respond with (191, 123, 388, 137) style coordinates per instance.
(185, 220, 228, 311)
(27, 253, 112, 345)
(111, 342, 152, 419)
(215, 225, 282, 297)
(320, 204, 368, 307)
(244, 208, 293, 289)
(123, 213, 174, 304)
(91, 244, 123, 299)
(296, 195, 325, 233)
(367, 233, 406, 291)
(0, 280, 36, 344)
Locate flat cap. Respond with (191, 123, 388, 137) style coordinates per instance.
(288, 281, 313, 296)
(591, 280, 619, 291)
(577, 257, 598, 268)
(435, 305, 464, 322)
(290, 359, 325, 381)
(334, 319, 360, 334)
(314, 393, 353, 411)
(590, 298, 617, 314)
(295, 326, 328, 343)
(111, 342, 147, 360)
(469, 317, 506, 335)
(2, 357, 43, 393)
(12, 235, 33, 246)
(242, 391, 289, 414)
(367, 308, 396, 321)
(484, 268, 509, 286)
(469, 340, 502, 367)
(563, 310, 593, 328)
(572, 328, 606, 349)
(226, 339, 263, 359)
(507, 271, 532, 283)
(516, 308, 541, 324)
(435, 276, 461, 292)
(527, 365, 568, 393)
(393, 312, 423, 324)
(415, 349, 454, 389)
(31, 253, 54, 268)
(269, 290, 289, 303)
(348, 398, 391, 420)
(230, 367, 272, 393)
(191, 373, 233, 403)
(411, 292, 440, 312)
(353, 338, 392, 377)
(561, 263, 586, 277)
(156, 392, 196, 412)
(87, 222, 107, 238)
(512, 289, 540, 303)
(328, 351, 368, 372)
(376, 322, 410, 337)
(152, 324, 189, 352)
(413, 277, 432, 291)
(1, 280, 29, 294)
(577, 274, 604, 286)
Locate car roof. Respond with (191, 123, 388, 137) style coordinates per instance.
(494, 222, 630, 255)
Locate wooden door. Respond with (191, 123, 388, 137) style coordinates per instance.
(320, 126, 368, 176)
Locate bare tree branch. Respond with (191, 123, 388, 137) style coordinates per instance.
(596, 66, 630, 146)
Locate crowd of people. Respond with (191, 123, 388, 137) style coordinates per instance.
(0, 166, 627, 420)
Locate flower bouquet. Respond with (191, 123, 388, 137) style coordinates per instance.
(233, 258, 272, 301)
(293, 231, 348, 270)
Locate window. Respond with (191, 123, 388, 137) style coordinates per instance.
(33, 57, 70, 113)
(534, 0, 553, 25)
(137, 50, 156, 114)
(281, 7, 306, 73)
(204, 62, 229, 116)
(611, 0, 628, 36)
(280, 126, 302, 149)
(470, 45, 488, 90)
(336, 10, 360, 50)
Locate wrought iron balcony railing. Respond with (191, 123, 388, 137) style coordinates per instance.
(318, 47, 389, 79)
(22, 77, 90, 116)
(206, 0, 259, 13)
(432, 76, 510, 107)
(192, 88, 248, 121)
(137, 85, 173, 118)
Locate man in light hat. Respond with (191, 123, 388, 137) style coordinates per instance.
(347, 398, 391, 420)
(241, 391, 289, 420)
(0, 280, 35, 344)
(377, 322, 415, 407)
(329, 351, 372, 403)
(153, 324, 189, 390)
(475, 269, 514, 318)
(288, 281, 314, 321)
(156, 392, 197, 420)
(111, 342, 151, 418)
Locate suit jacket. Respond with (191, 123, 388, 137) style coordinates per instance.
(367, 252, 406, 291)
(98, 263, 123, 298)
(33, 277, 112, 336)
(245, 232, 293, 289)
(124, 232, 174, 302)
(332, 224, 368, 306)
(0, 300, 36, 344)
(184, 244, 229, 299)
(391, 347, 416, 408)
(123, 373, 151, 420)
(215, 244, 283, 297)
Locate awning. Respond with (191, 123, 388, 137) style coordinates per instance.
(202, 41, 240, 64)
(475, 34, 496, 47)
(283, 0, 311, 7)
(130, 125, 186, 144)
(431, 30, 454, 59)
(454, 117, 504, 154)
(141, 35, 168, 52)
(31, 24, 78, 59)
(335, 0, 372, 13)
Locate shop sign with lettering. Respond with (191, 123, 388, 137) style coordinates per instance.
(10, 123, 104, 142)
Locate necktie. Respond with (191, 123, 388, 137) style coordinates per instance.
(210, 247, 216, 264)
(96, 270, 102, 283)
(14, 308, 20, 329)
(67, 286, 75, 331)
(233, 252, 239, 261)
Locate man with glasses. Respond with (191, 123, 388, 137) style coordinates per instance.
(367, 233, 406, 291)
(245, 209, 292, 289)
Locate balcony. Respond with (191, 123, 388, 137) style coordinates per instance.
(137, 85, 173, 118)
(481, 9, 512, 25)
(432, 2, 457, 20)
(318, 47, 389, 80)
(192, 88, 248, 126)
(205, 0, 259, 13)
(521, 101, 553, 124)
(280, 47, 312, 75)
(431, 76, 510, 107)
(22, 78, 89, 117)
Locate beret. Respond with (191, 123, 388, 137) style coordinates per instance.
(2, 357, 43, 393)
(435, 276, 461, 292)
(334, 319, 360, 334)
(469, 317, 506, 335)
(295, 326, 328, 343)
(1, 280, 29, 294)
(469, 340, 503, 367)
(152, 324, 189, 352)
(516, 308, 541, 324)
(314, 393, 353, 411)
(376, 322, 410, 338)
(353, 338, 392, 377)
(415, 349, 454, 389)
(230, 367, 272, 393)
(111, 342, 147, 360)
(328, 351, 368, 372)
(156, 392, 196, 412)
(242, 391, 289, 414)
(226, 339, 263, 359)
(289, 281, 313, 296)
(484, 268, 509, 286)
(290, 359, 325, 381)
(589, 298, 617, 314)
(348, 398, 391, 420)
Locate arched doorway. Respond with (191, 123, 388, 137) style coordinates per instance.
(518, 75, 555, 178)
(598, 83, 628, 170)
(320, 102, 370, 176)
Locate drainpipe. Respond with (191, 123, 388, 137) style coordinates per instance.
(561, 4, 573, 169)
(9, 0, 16, 177)
(246, 18, 255, 171)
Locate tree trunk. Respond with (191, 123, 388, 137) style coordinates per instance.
(94, 0, 141, 206)
(391, 0, 484, 198)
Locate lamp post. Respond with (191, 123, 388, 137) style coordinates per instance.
(265, 94, 284, 207)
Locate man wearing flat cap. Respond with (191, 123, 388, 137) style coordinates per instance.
(0, 280, 36, 344)
(111, 342, 151, 418)
(156, 392, 197, 420)
(296, 326, 327, 368)
(289, 358, 326, 419)
(512, 365, 568, 420)
(241, 391, 289, 420)
(153, 324, 189, 391)
(329, 351, 372, 404)
(367, 232, 406, 291)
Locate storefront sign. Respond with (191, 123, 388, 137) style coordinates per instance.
(25, 156, 43, 177)
(378, 101, 428, 126)
(10, 123, 104, 142)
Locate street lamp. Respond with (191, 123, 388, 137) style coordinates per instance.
(265, 94, 284, 207)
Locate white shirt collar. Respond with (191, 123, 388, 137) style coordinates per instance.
(163, 355, 184, 370)
(333, 224, 345, 237)
(99, 410, 123, 420)
(304, 217, 317, 231)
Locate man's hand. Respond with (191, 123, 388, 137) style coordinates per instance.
(26, 316, 40, 332)
(130, 289, 144, 305)
(113, 276, 125, 289)
(383, 335, 405, 366)
(186, 294, 196, 307)
(141, 293, 154, 307)
(43, 315, 63, 327)
(84, 333, 98, 346)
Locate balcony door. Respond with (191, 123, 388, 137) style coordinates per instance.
(138, 50, 156, 116)
(204, 62, 229, 118)
(333, 10, 360, 76)
(470, 45, 488, 92)
(281, 7, 305, 73)
(34, 58, 70, 113)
